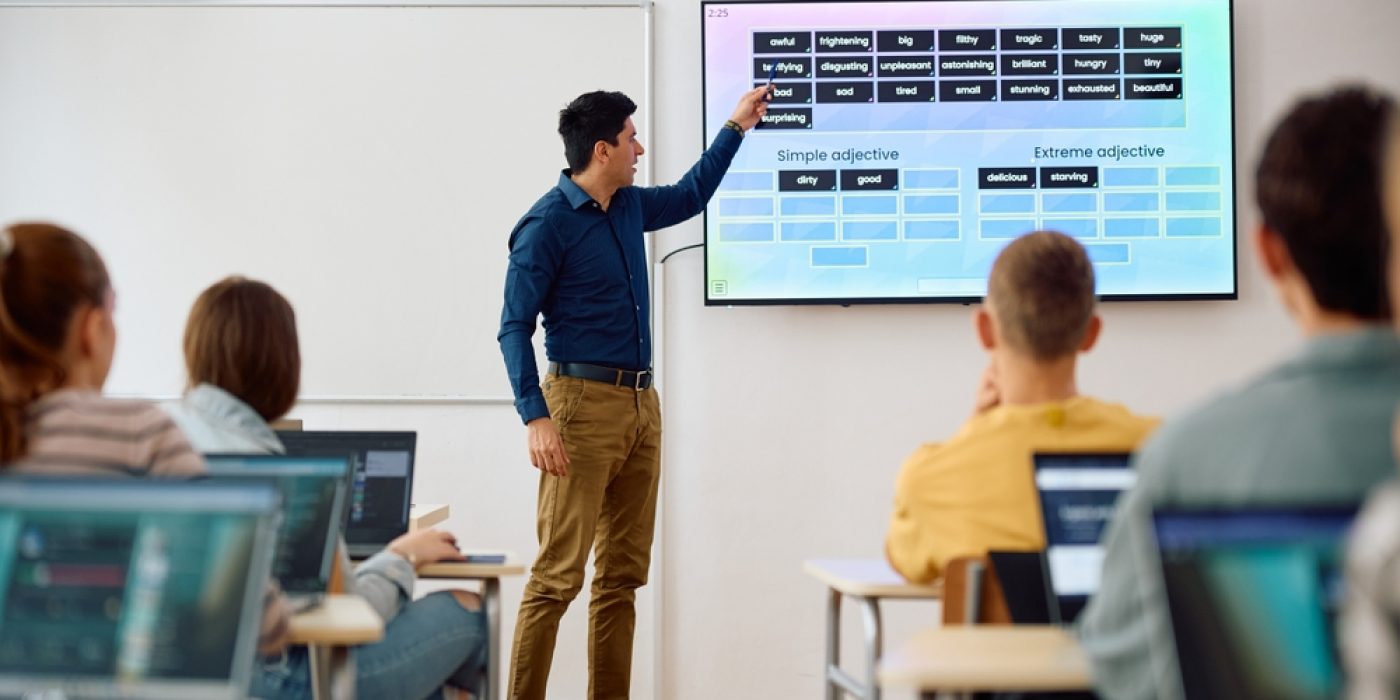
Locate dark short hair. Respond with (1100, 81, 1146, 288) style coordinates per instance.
(987, 230, 1097, 361)
(1256, 86, 1395, 320)
(558, 91, 637, 173)
(183, 276, 300, 421)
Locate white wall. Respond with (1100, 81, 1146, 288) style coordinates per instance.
(0, 5, 647, 399)
(54, 0, 1400, 697)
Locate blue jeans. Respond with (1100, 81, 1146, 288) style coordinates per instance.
(253, 591, 486, 699)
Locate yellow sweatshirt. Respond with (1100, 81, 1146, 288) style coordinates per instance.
(885, 396, 1158, 585)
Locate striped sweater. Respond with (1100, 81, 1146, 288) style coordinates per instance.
(14, 389, 203, 476)
(8, 389, 289, 656)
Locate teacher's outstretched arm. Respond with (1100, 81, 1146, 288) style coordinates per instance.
(639, 85, 772, 230)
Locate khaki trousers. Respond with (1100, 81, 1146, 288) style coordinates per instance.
(508, 374, 662, 700)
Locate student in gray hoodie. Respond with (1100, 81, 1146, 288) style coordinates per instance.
(168, 276, 486, 700)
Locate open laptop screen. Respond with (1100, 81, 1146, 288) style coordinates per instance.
(276, 431, 416, 556)
(203, 454, 350, 595)
(0, 478, 280, 699)
(1153, 507, 1356, 700)
(1034, 451, 1135, 622)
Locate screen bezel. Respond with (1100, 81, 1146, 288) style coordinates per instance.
(699, 0, 1239, 306)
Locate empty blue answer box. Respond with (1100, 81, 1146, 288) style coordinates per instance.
(781, 222, 837, 241)
(719, 222, 774, 242)
(1104, 218, 1160, 238)
(1104, 193, 1160, 212)
(811, 246, 867, 267)
(1165, 192, 1222, 211)
(782, 196, 837, 217)
(980, 219, 1036, 239)
(904, 220, 960, 240)
(1103, 167, 1159, 187)
(903, 195, 959, 215)
(1164, 167, 1220, 187)
(1042, 193, 1097, 213)
(1043, 219, 1098, 239)
(843, 221, 898, 241)
(1165, 217, 1222, 237)
(842, 196, 898, 216)
(717, 197, 774, 217)
(1084, 244, 1130, 263)
(718, 171, 774, 191)
(980, 194, 1036, 214)
(903, 169, 959, 190)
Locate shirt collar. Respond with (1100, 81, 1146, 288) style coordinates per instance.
(183, 383, 284, 451)
(979, 395, 1094, 427)
(557, 170, 599, 210)
(1276, 326, 1400, 377)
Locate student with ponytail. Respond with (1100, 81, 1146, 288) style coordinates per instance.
(0, 222, 201, 474)
(0, 222, 289, 657)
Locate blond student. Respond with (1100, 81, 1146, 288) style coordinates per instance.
(886, 230, 1157, 584)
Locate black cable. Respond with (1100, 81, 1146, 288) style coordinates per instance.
(659, 242, 704, 264)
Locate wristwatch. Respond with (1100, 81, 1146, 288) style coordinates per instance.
(723, 119, 745, 136)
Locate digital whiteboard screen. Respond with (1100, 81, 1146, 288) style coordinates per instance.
(701, 0, 1237, 305)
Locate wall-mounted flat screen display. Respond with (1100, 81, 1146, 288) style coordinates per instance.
(702, 0, 1236, 304)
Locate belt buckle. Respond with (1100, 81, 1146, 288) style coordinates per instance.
(632, 370, 649, 391)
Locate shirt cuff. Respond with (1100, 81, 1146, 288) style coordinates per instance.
(714, 125, 744, 149)
(516, 394, 550, 425)
(359, 550, 416, 594)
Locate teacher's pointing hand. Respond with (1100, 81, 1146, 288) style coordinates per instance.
(729, 84, 773, 132)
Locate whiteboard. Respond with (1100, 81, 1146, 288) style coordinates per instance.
(0, 2, 650, 398)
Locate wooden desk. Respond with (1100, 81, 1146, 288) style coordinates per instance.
(419, 554, 526, 700)
(879, 626, 1091, 695)
(409, 503, 450, 531)
(289, 594, 384, 699)
(804, 559, 942, 700)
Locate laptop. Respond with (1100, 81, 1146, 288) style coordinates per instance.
(203, 454, 351, 610)
(1153, 506, 1357, 700)
(987, 550, 1052, 624)
(276, 431, 416, 559)
(0, 478, 281, 699)
(1033, 451, 1135, 623)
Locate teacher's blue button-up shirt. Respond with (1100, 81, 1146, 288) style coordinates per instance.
(498, 127, 742, 424)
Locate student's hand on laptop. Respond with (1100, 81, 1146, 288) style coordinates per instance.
(527, 416, 570, 477)
(972, 362, 1001, 415)
(387, 528, 466, 570)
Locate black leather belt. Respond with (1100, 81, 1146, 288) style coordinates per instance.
(549, 362, 653, 390)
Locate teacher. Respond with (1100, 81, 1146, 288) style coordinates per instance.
(498, 87, 769, 700)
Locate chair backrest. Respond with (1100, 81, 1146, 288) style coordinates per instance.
(941, 555, 1013, 625)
